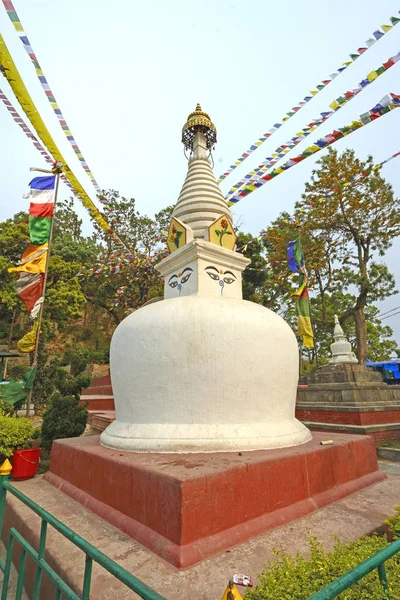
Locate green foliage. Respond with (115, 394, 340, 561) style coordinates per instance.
(246, 533, 400, 599)
(41, 391, 88, 451)
(0, 416, 33, 462)
(31, 427, 41, 440)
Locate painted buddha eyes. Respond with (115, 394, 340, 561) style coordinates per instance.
(168, 267, 193, 295)
(205, 266, 236, 295)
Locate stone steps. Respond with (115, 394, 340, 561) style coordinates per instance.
(80, 373, 115, 411)
(88, 410, 116, 433)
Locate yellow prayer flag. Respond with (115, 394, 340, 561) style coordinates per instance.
(13, 22, 23, 32)
(274, 167, 284, 174)
(17, 322, 39, 353)
(329, 100, 340, 110)
(310, 90, 319, 96)
(381, 24, 392, 32)
(8, 244, 48, 274)
(255, 141, 262, 146)
(367, 71, 378, 82)
(35, 68, 44, 76)
(342, 61, 352, 67)
(309, 145, 320, 153)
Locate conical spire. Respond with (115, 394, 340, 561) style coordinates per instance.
(173, 105, 232, 240)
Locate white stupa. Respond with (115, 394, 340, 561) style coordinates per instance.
(100, 105, 311, 452)
(329, 315, 358, 364)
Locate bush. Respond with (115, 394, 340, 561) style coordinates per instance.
(246, 532, 400, 599)
(0, 416, 33, 463)
(41, 391, 88, 451)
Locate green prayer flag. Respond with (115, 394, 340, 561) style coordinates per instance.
(1, 366, 37, 406)
(29, 216, 52, 245)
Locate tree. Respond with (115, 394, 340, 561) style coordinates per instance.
(79, 192, 173, 322)
(0, 213, 30, 340)
(299, 148, 400, 363)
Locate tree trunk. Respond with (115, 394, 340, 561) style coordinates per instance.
(354, 304, 368, 364)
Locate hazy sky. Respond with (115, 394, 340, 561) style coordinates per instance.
(1, 0, 399, 345)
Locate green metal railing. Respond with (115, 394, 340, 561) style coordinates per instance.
(0, 461, 165, 600)
(307, 535, 400, 600)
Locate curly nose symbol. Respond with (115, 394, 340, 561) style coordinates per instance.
(219, 279, 224, 295)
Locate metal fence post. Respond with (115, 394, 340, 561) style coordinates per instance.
(0, 459, 12, 542)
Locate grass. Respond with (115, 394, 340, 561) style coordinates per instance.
(378, 440, 400, 449)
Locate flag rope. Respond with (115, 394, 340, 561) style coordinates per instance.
(227, 94, 400, 207)
(1, 0, 101, 193)
(237, 148, 400, 253)
(225, 51, 400, 200)
(217, 11, 400, 184)
(0, 35, 134, 259)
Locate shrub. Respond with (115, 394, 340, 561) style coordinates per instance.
(41, 392, 88, 451)
(0, 416, 33, 463)
(246, 533, 400, 599)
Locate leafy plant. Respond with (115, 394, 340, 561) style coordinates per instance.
(0, 416, 34, 463)
(41, 392, 88, 452)
(246, 532, 400, 599)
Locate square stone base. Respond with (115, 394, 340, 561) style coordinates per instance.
(44, 432, 385, 568)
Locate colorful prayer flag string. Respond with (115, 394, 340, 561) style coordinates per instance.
(237, 148, 400, 253)
(225, 51, 400, 200)
(0, 56, 133, 260)
(227, 93, 400, 206)
(1, 0, 101, 193)
(217, 11, 400, 184)
(0, 88, 53, 164)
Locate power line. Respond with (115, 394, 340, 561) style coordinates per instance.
(380, 310, 400, 321)
(377, 306, 400, 319)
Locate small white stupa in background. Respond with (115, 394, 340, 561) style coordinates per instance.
(101, 105, 311, 452)
(329, 315, 358, 364)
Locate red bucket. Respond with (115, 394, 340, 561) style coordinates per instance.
(12, 448, 41, 481)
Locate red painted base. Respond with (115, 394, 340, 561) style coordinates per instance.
(45, 432, 385, 568)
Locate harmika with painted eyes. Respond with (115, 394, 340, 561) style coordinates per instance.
(204, 266, 236, 295)
(168, 267, 193, 296)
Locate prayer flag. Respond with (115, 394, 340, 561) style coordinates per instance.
(17, 322, 39, 353)
(15, 272, 43, 314)
(8, 243, 48, 274)
(293, 278, 314, 348)
(28, 176, 56, 244)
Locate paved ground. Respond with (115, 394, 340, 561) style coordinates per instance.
(3, 465, 400, 600)
(378, 459, 400, 475)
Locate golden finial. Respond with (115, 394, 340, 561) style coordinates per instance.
(182, 103, 217, 151)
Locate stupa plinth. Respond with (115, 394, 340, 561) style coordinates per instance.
(46, 106, 384, 568)
(297, 315, 400, 443)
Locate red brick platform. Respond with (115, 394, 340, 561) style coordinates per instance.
(44, 432, 385, 568)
